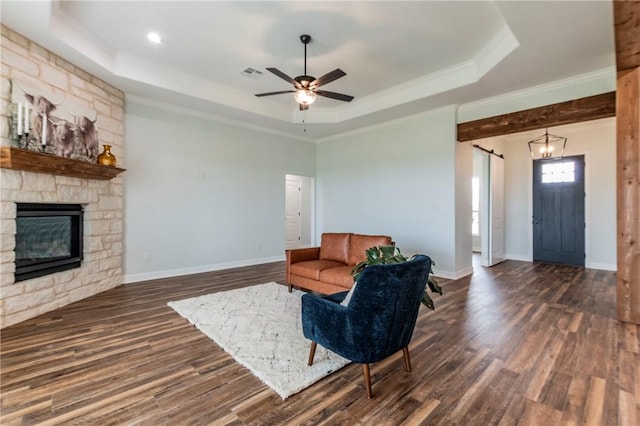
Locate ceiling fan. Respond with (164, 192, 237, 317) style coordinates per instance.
(255, 34, 354, 111)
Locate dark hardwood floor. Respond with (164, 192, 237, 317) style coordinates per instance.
(1, 258, 637, 425)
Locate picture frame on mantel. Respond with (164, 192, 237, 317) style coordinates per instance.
(10, 80, 101, 163)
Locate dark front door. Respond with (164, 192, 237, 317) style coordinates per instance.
(532, 155, 585, 266)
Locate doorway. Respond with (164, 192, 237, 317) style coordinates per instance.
(532, 155, 585, 266)
(474, 147, 506, 267)
(285, 174, 314, 250)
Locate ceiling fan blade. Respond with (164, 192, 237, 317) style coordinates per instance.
(266, 68, 299, 87)
(311, 69, 346, 87)
(255, 90, 296, 97)
(300, 104, 309, 111)
(315, 90, 354, 102)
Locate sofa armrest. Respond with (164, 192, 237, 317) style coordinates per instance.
(285, 247, 321, 285)
(287, 247, 321, 264)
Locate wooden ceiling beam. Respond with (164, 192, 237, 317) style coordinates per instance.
(456, 92, 615, 142)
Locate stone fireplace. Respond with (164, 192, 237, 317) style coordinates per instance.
(0, 25, 125, 328)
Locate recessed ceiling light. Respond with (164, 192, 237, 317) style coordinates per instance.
(147, 32, 162, 44)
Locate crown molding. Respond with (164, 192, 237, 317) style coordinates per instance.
(126, 95, 315, 143)
(458, 67, 616, 116)
(316, 104, 457, 144)
(474, 24, 519, 78)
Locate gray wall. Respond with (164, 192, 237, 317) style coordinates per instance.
(316, 107, 472, 278)
(123, 101, 316, 282)
(123, 71, 617, 283)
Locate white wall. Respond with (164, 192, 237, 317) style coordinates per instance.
(123, 101, 316, 282)
(316, 106, 471, 278)
(455, 141, 473, 275)
(488, 117, 616, 270)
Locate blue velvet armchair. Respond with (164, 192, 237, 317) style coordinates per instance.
(301, 254, 432, 398)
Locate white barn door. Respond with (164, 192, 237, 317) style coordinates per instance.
(488, 155, 506, 266)
(480, 153, 506, 266)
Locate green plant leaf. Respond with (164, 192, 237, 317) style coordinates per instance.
(379, 245, 396, 258)
(351, 261, 367, 282)
(422, 293, 435, 310)
(350, 245, 442, 310)
(427, 277, 442, 295)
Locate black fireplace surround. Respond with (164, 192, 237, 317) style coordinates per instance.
(15, 203, 83, 282)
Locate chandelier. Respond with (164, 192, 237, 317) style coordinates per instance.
(528, 129, 566, 160)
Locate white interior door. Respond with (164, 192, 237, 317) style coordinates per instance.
(488, 155, 506, 266)
(285, 175, 302, 249)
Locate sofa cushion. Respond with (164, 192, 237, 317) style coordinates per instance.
(319, 233, 351, 264)
(348, 234, 393, 265)
(290, 274, 350, 295)
(290, 260, 346, 281)
(319, 265, 355, 287)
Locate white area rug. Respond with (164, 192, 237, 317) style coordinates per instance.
(168, 282, 350, 399)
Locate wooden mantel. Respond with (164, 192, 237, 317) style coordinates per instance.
(0, 146, 125, 180)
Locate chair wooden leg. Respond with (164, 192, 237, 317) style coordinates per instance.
(362, 364, 373, 399)
(403, 346, 412, 372)
(307, 342, 317, 366)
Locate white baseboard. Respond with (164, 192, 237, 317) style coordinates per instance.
(123, 255, 285, 284)
(433, 266, 474, 280)
(586, 262, 616, 271)
(506, 254, 532, 262)
(123, 255, 615, 285)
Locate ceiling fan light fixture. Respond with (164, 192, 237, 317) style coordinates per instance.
(255, 34, 353, 109)
(294, 89, 316, 105)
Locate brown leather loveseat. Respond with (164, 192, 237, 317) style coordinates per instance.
(285, 232, 393, 294)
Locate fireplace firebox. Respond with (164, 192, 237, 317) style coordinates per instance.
(15, 203, 83, 282)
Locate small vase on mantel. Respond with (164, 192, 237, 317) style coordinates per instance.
(97, 144, 116, 167)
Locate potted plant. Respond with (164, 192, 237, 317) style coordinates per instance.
(351, 245, 442, 309)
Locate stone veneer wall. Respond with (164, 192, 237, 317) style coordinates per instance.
(0, 25, 125, 328)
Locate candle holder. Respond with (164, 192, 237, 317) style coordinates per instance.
(9, 102, 31, 148)
(9, 103, 19, 146)
(18, 133, 29, 149)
